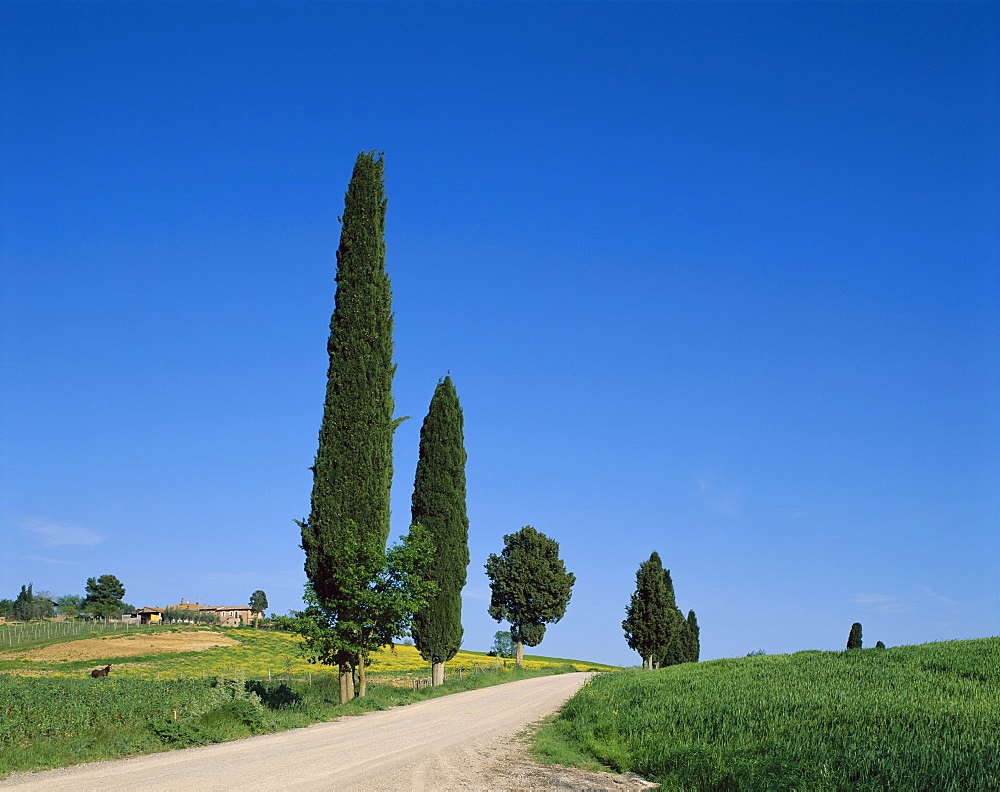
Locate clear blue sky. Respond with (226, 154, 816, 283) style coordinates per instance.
(2, 1, 997, 666)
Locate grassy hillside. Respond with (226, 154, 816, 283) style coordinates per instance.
(535, 637, 1000, 791)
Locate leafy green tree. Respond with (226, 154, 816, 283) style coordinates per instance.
(847, 622, 863, 650)
(682, 610, 700, 663)
(485, 526, 576, 665)
(249, 590, 268, 628)
(298, 151, 398, 701)
(57, 595, 86, 618)
(12, 584, 54, 621)
(410, 376, 470, 685)
(489, 630, 515, 659)
(83, 575, 126, 619)
(297, 526, 436, 699)
(622, 552, 672, 669)
(875, 640, 886, 649)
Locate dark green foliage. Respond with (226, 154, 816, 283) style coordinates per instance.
(249, 590, 268, 614)
(410, 376, 470, 666)
(301, 150, 395, 611)
(622, 553, 671, 668)
(654, 567, 687, 667)
(485, 526, 575, 650)
(12, 584, 55, 621)
(876, 640, 887, 649)
(83, 575, 126, 619)
(683, 610, 700, 663)
(847, 622, 863, 649)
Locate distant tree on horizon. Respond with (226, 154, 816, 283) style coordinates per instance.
(249, 590, 268, 628)
(410, 375, 470, 686)
(489, 630, 516, 659)
(486, 526, 575, 665)
(12, 583, 55, 621)
(683, 609, 701, 663)
(298, 150, 397, 703)
(83, 575, 126, 619)
(57, 594, 86, 618)
(847, 622, 863, 650)
(875, 640, 886, 649)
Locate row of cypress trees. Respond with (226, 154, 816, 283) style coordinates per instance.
(622, 551, 699, 668)
(299, 152, 470, 700)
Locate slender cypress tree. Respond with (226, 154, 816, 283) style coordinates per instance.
(847, 622, 863, 650)
(622, 552, 671, 669)
(299, 151, 394, 700)
(656, 567, 687, 667)
(682, 609, 700, 663)
(410, 376, 470, 686)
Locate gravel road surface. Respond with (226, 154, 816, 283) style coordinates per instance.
(2, 673, 656, 791)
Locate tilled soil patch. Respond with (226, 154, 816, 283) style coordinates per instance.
(0, 630, 238, 663)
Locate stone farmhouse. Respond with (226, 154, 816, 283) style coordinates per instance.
(124, 598, 262, 627)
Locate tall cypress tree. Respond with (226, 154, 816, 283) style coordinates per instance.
(656, 567, 687, 667)
(682, 609, 700, 663)
(299, 151, 394, 700)
(410, 376, 470, 686)
(622, 552, 670, 669)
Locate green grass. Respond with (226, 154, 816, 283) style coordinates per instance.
(534, 638, 1000, 791)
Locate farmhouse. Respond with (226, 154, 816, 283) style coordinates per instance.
(170, 599, 261, 627)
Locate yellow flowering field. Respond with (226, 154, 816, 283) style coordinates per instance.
(6, 628, 614, 681)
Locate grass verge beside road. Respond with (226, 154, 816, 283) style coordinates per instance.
(533, 637, 1000, 790)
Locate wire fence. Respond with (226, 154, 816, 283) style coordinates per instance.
(1, 619, 132, 649)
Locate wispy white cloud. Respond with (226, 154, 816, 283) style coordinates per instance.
(919, 586, 962, 611)
(21, 519, 103, 547)
(852, 592, 907, 612)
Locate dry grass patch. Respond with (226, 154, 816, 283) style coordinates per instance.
(0, 629, 239, 663)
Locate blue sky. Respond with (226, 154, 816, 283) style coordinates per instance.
(2, 1, 997, 666)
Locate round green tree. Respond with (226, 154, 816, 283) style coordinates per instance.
(485, 526, 575, 665)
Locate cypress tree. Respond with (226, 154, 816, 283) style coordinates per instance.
(847, 622, 863, 650)
(682, 609, 700, 663)
(299, 151, 394, 700)
(656, 567, 687, 667)
(410, 376, 470, 686)
(622, 552, 670, 669)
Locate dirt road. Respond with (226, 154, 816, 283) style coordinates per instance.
(2, 673, 655, 790)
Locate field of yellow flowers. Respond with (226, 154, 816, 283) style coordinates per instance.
(1, 626, 614, 682)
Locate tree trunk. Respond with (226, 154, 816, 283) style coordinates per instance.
(356, 653, 367, 697)
(338, 661, 355, 704)
(515, 640, 524, 666)
(431, 661, 445, 686)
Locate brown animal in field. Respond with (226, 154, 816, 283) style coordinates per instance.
(91, 665, 112, 678)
